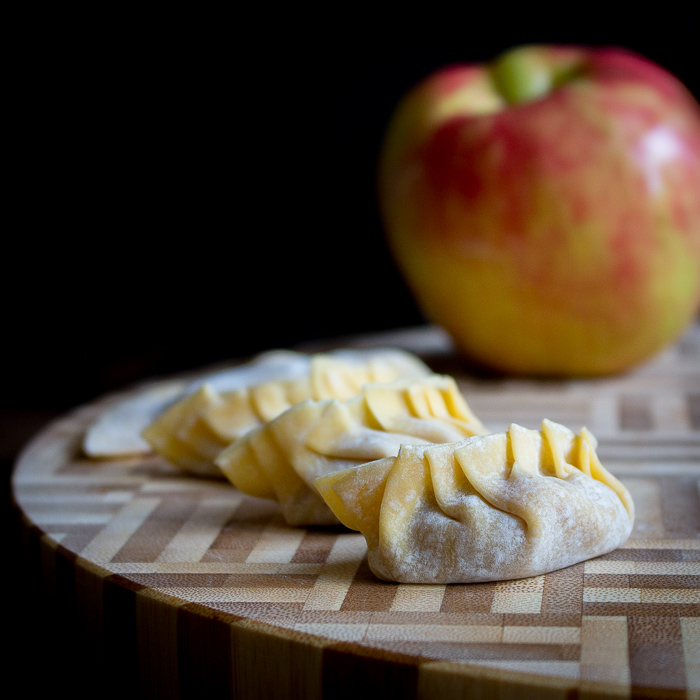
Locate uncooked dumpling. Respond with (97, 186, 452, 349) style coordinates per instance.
(315, 420, 634, 583)
(141, 349, 433, 477)
(83, 350, 311, 459)
(82, 379, 188, 458)
(216, 375, 488, 525)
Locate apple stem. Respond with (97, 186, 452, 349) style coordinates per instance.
(491, 46, 552, 104)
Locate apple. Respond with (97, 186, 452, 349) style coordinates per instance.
(378, 45, 700, 376)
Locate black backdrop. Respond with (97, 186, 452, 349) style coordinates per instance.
(6, 17, 700, 419)
(4, 13, 700, 697)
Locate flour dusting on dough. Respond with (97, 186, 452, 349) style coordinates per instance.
(316, 421, 634, 584)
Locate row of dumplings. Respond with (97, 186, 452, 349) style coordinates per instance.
(84, 348, 634, 584)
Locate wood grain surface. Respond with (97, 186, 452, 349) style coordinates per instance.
(11, 323, 700, 699)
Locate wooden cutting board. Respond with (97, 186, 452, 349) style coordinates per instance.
(12, 324, 700, 699)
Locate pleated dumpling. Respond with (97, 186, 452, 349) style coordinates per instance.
(141, 349, 432, 477)
(83, 349, 311, 460)
(315, 420, 634, 583)
(215, 375, 488, 525)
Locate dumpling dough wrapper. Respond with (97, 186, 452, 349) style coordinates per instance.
(216, 374, 488, 525)
(82, 349, 311, 459)
(315, 420, 634, 583)
(140, 349, 433, 477)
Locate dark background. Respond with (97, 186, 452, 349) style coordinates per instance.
(6, 19, 700, 427)
(5, 19, 700, 438)
(5, 13, 700, 696)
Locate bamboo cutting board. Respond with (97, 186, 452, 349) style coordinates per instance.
(12, 324, 700, 699)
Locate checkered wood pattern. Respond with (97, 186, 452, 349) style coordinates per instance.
(12, 323, 700, 699)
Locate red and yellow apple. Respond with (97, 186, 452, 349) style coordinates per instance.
(378, 45, 700, 375)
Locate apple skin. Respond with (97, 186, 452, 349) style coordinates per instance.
(378, 46, 700, 376)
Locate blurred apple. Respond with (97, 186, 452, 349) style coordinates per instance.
(378, 45, 700, 375)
